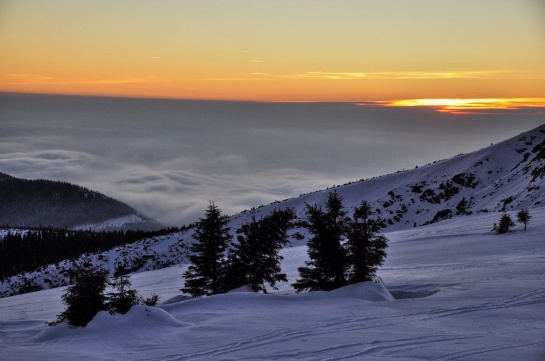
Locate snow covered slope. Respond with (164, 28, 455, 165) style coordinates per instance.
(1, 126, 544, 359)
(2, 125, 544, 298)
(72, 214, 163, 231)
(0, 230, 189, 297)
(0, 208, 543, 360)
(233, 124, 545, 231)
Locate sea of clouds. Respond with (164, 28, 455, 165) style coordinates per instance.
(1, 93, 543, 226)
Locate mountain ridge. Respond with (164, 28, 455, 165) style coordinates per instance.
(233, 124, 545, 230)
(0, 173, 162, 230)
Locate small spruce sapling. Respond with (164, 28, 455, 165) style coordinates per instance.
(516, 209, 531, 231)
(496, 212, 515, 234)
(106, 267, 139, 314)
(50, 257, 108, 327)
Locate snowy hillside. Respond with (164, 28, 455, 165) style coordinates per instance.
(0, 230, 189, 297)
(234, 124, 545, 231)
(2, 125, 544, 298)
(73, 214, 154, 231)
(1, 208, 543, 360)
(0, 126, 544, 359)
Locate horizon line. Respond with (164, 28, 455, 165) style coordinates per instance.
(2, 91, 545, 113)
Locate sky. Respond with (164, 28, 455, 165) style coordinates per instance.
(1, 1, 545, 225)
(1, 0, 544, 103)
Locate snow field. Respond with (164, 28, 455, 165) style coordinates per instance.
(0, 209, 544, 360)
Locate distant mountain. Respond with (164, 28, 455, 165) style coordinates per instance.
(0, 173, 162, 230)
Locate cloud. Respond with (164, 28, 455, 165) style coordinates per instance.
(0, 73, 169, 85)
(292, 70, 542, 80)
(0, 150, 96, 180)
(2, 94, 544, 226)
(198, 69, 543, 82)
(296, 72, 366, 80)
(367, 98, 545, 113)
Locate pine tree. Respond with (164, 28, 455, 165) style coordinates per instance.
(293, 191, 349, 292)
(50, 257, 108, 327)
(516, 209, 531, 231)
(182, 202, 231, 297)
(106, 267, 139, 314)
(225, 208, 295, 293)
(497, 212, 515, 234)
(346, 201, 388, 283)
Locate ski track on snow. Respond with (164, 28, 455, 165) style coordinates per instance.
(147, 288, 545, 360)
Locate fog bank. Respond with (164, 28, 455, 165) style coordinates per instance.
(1, 94, 543, 226)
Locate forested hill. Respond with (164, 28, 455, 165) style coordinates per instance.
(0, 173, 15, 181)
(0, 173, 156, 230)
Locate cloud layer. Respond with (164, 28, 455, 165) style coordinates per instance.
(1, 94, 543, 226)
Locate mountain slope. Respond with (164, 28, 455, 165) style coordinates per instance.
(1, 207, 544, 360)
(0, 173, 161, 230)
(234, 124, 545, 230)
(2, 125, 544, 298)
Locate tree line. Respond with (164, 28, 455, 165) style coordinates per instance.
(182, 191, 389, 297)
(0, 227, 179, 279)
(48, 194, 535, 328)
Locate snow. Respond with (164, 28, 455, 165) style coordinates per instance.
(1, 209, 544, 360)
(4, 125, 545, 297)
(0, 228, 28, 239)
(1, 126, 544, 359)
(72, 214, 145, 231)
(231, 124, 545, 232)
(227, 285, 258, 293)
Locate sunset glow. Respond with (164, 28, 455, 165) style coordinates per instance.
(376, 98, 545, 114)
(1, 1, 544, 103)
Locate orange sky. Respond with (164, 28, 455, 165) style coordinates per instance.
(1, 0, 544, 103)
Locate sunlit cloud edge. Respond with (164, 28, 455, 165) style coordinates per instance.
(360, 98, 545, 114)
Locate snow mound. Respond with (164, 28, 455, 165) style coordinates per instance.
(31, 305, 189, 342)
(29, 322, 78, 342)
(161, 294, 192, 305)
(89, 305, 189, 329)
(319, 281, 395, 301)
